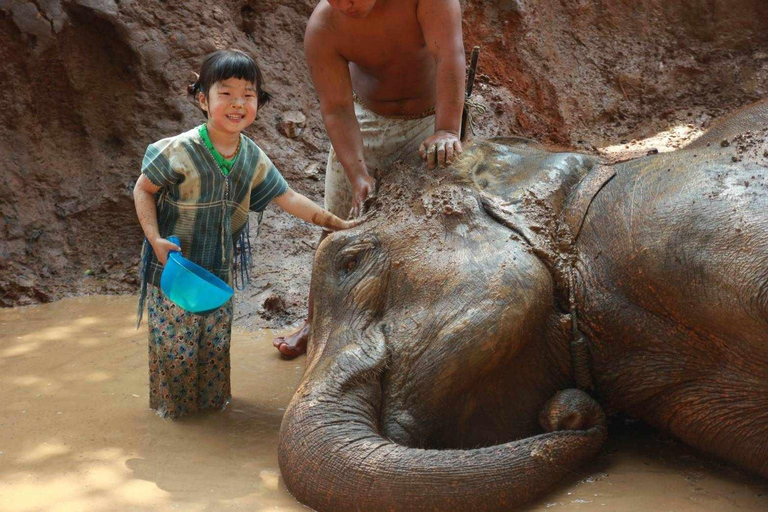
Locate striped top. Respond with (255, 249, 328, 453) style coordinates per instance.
(140, 126, 288, 288)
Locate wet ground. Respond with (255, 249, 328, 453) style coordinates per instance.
(1, 296, 766, 512)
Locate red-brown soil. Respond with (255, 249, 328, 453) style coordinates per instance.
(2, 0, 767, 329)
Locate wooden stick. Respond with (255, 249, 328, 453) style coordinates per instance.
(466, 45, 481, 96)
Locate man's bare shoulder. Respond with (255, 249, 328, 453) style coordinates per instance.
(306, 1, 336, 41)
(305, 1, 342, 63)
(416, 0, 463, 26)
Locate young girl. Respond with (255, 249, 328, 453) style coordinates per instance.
(133, 49, 356, 418)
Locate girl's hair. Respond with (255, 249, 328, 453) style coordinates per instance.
(187, 49, 272, 116)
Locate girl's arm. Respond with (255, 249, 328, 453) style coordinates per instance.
(133, 174, 180, 264)
(272, 188, 360, 231)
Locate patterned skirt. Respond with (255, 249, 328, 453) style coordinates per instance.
(146, 285, 233, 418)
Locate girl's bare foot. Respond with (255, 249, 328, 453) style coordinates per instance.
(273, 320, 310, 359)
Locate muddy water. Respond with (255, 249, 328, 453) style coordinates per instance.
(1, 296, 765, 512)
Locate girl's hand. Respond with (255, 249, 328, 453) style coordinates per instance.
(331, 216, 365, 232)
(315, 211, 365, 232)
(150, 237, 181, 265)
(273, 188, 368, 232)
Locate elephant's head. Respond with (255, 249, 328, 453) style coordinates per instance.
(278, 139, 607, 511)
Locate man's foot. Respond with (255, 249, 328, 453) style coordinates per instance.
(273, 320, 310, 359)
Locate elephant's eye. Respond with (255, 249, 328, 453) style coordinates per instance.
(338, 254, 359, 276)
(334, 237, 377, 277)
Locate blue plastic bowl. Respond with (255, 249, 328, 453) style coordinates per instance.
(160, 236, 234, 314)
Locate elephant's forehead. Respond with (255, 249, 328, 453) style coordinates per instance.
(389, 221, 548, 301)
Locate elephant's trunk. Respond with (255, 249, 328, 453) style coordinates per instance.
(278, 328, 606, 511)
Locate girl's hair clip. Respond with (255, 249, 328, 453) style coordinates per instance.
(187, 72, 201, 95)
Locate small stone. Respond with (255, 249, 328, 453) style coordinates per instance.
(15, 276, 34, 289)
(277, 111, 307, 138)
(211, 6, 225, 22)
(34, 287, 53, 303)
(499, 0, 525, 13)
(84, 269, 94, 276)
(262, 293, 286, 314)
(303, 163, 322, 180)
(122, 273, 139, 285)
(720, 139, 730, 147)
(646, 148, 659, 155)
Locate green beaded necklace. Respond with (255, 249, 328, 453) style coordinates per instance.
(199, 124, 241, 176)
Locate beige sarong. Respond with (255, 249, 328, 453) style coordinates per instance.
(324, 98, 435, 218)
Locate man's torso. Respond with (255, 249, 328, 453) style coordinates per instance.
(312, 0, 436, 117)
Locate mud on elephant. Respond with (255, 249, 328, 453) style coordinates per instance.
(278, 99, 768, 511)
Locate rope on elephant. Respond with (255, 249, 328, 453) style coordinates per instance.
(568, 266, 595, 392)
(463, 97, 487, 138)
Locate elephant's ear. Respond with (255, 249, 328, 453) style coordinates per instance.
(453, 138, 598, 219)
(451, 139, 598, 309)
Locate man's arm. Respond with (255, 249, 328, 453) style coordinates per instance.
(417, 0, 466, 169)
(305, 15, 375, 218)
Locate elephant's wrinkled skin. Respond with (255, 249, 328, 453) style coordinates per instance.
(278, 99, 768, 511)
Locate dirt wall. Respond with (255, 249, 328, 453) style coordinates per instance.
(1, 0, 766, 318)
(464, 0, 768, 144)
(0, 0, 324, 308)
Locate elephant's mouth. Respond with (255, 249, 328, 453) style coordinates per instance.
(381, 411, 424, 446)
(278, 326, 606, 512)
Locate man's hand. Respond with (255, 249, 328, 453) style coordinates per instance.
(419, 130, 463, 169)
(349, 172, 376, 218)
(150, 237, 181, 265)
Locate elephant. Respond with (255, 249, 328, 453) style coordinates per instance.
(277, 99, 768, 511)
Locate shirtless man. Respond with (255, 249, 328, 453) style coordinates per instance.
(274, 0, 465, 357)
